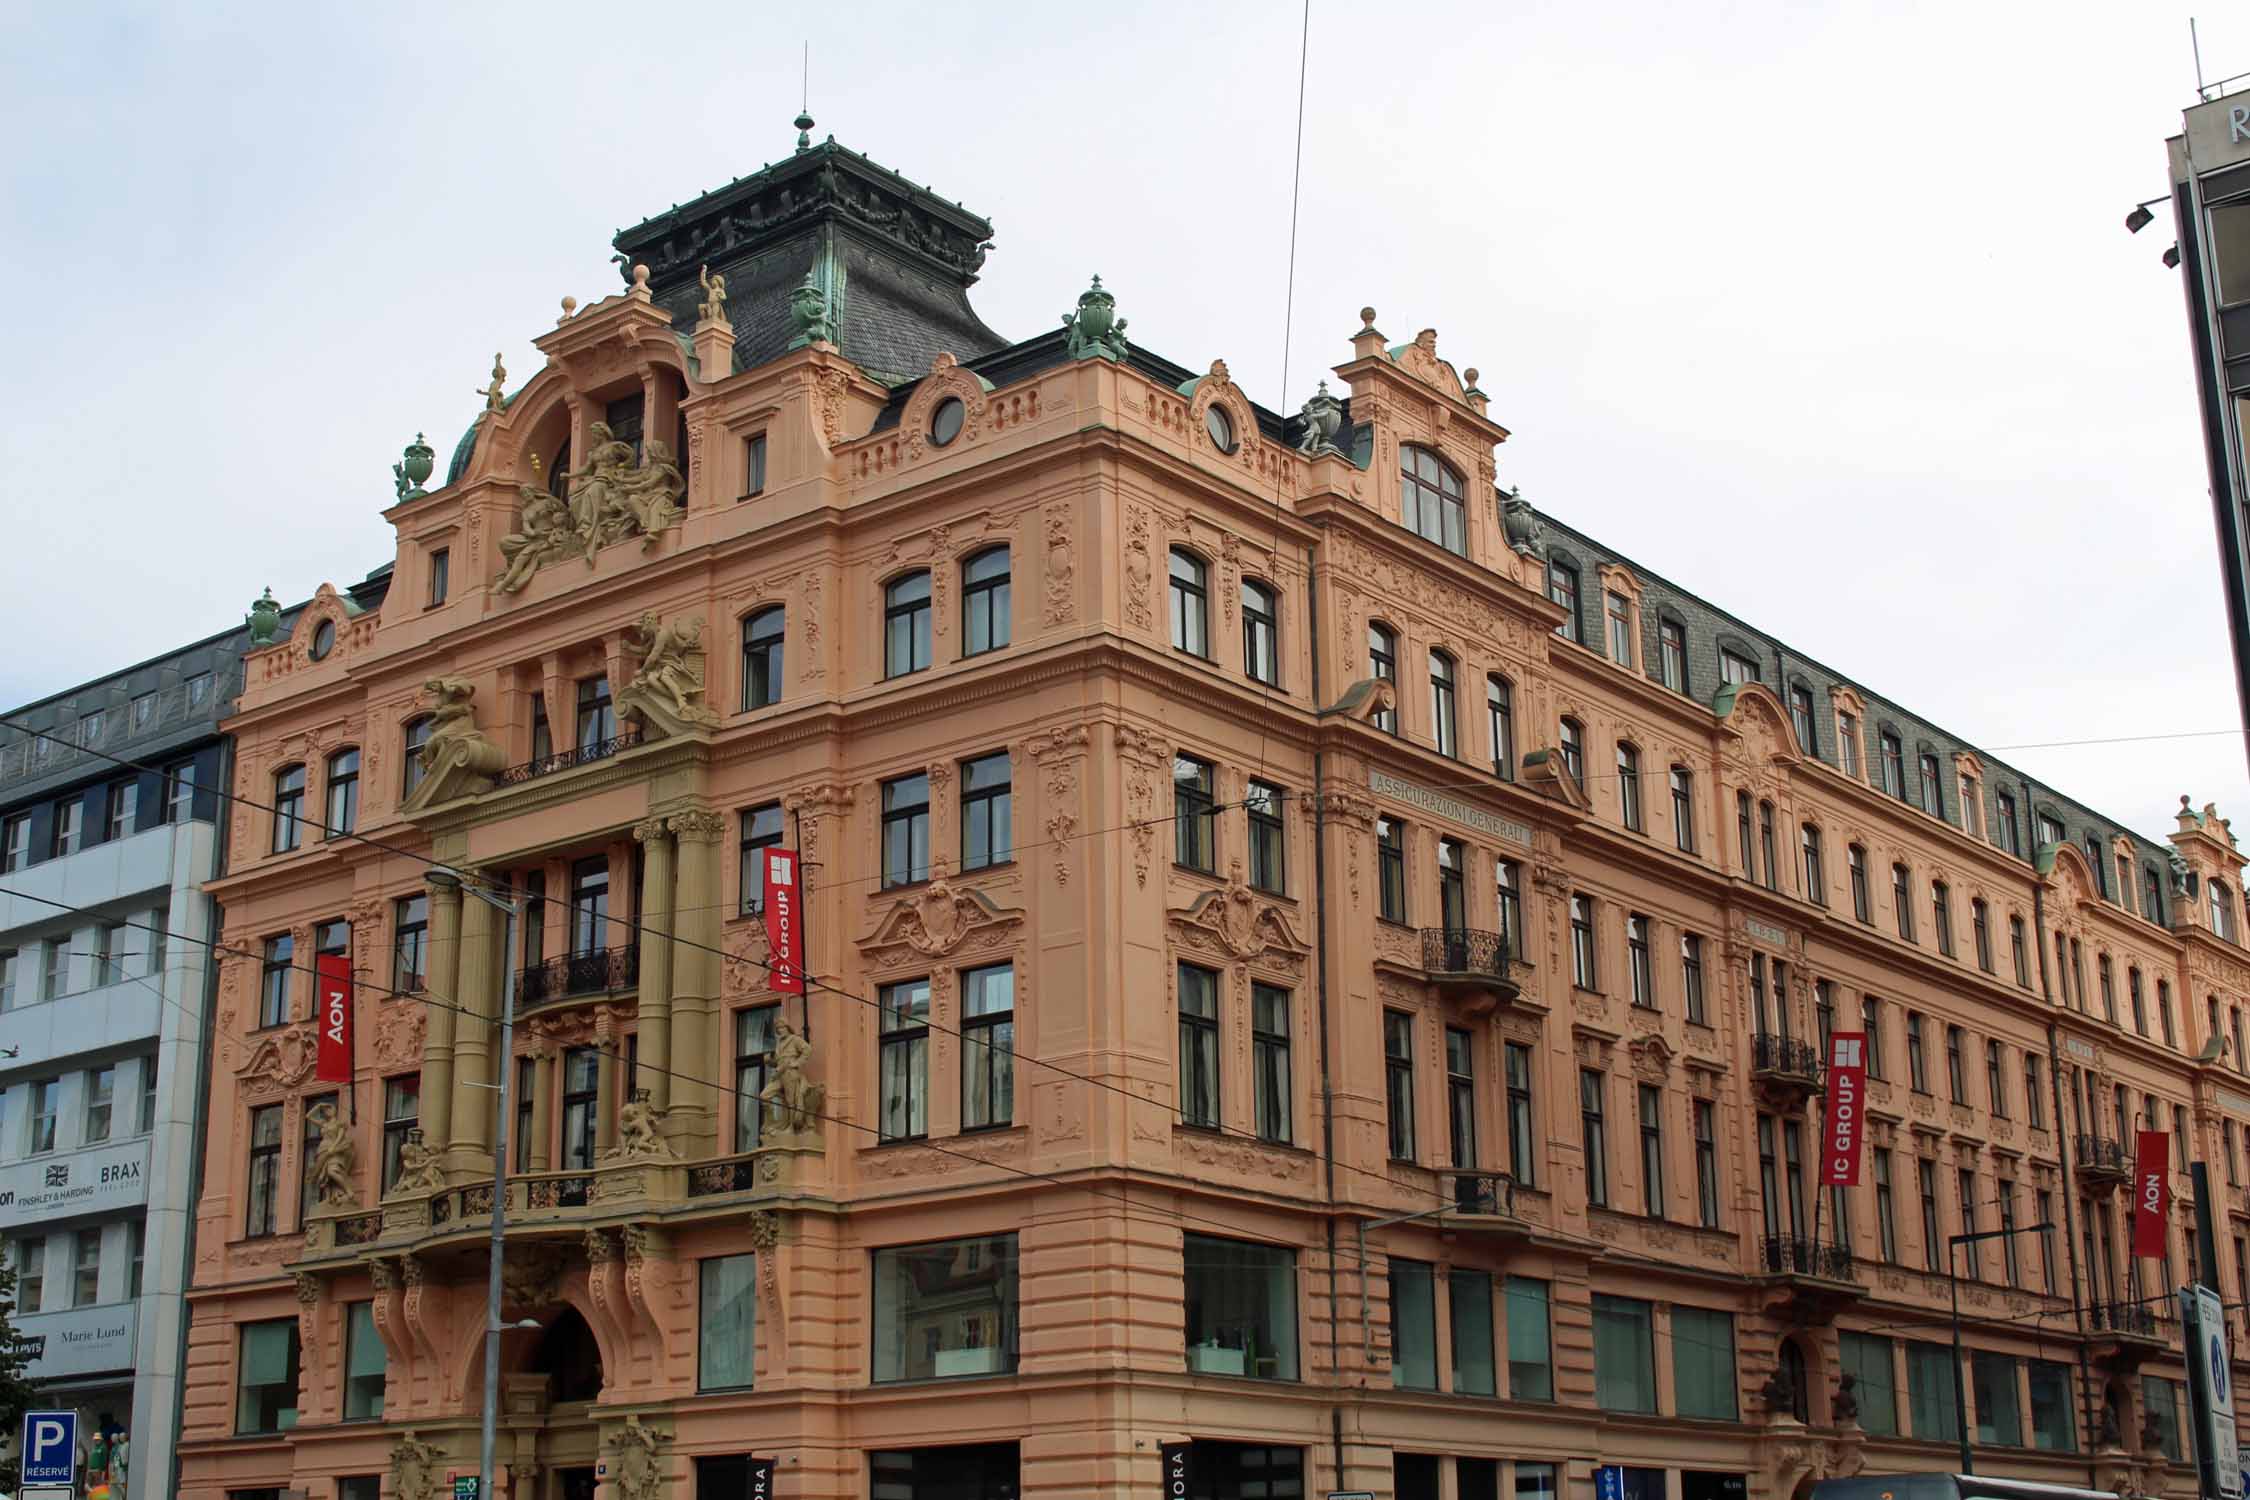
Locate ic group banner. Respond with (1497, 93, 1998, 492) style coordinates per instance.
(1820, 1032, 1868, 1187)
(763, 849, 805, 994)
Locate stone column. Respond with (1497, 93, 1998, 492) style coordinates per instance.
(449, 874, 499, 1171)
(632, 818, 676, 1116)
(422, 872, 464, 1154)
(667, 809, 727, 1150)
(594, 1004, 620, 1155)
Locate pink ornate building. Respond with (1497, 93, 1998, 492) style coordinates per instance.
(175, 127, 2249, 1500)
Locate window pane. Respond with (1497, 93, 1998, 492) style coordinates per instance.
(1505, 1276, 1552, 1400)
(873, 1234, 1017, 1382)
(699, 1253, 758, 1389)
(1184, 1233, 1299, 1381)
(1591, 1294, 1655, 1412)
(1840, 1332, 1899, 1436)
(1671, 1306, 1737, 1420)
(1450, 1270, 1495, 1396)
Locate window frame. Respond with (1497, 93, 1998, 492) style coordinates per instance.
(958, 752, 1012, 872)
(740, 605, 785, 710)
(961, 546, 1012, 658)
(1168, 549, 1211, 658)
(1241, 577, 1280, 686)
(883, 570, 934, 678)
(1178, 961, 1221, 1130)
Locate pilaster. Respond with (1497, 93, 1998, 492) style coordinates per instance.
(634, 817, 677, 1118)
(449, 872, 498, 1174)
(668, 808, 726, 1152)
(422, 871, 463, 1153)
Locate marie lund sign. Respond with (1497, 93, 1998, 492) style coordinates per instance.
(1820, 1033, 1868, 1187)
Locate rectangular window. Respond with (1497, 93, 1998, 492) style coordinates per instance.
(1505, 1041, 1535, 1187)
(879, 978, 931, 1141)
(246, 1104, 283, 1236)
(381, 1076, 419, 1192)
(259, 933, 293, 1027)
(1841, 1332, 1900, 1436)
(1591, 1294, 1656, 1412)
(83, 1065, 114, 1144)
(1445, 1026, 1476, 1172)
(1254, 983, 1292, 1144)
(1906, 1340, 1962, 1443)
(737, 803, 783, 916)
(574, 675, 616, 749)
(1638, 1083, 1665, 1218)
(1946, 1025, 1968, 1104)
(1173, 754, 1216, 874)
(698, 1253, 758, 1390)
(105, 777, 138, 841)
(1435, 837, 1467, 933)
(392, 894, 428, 993)
(1377, 818, 1406, 922)
(344, 1300, 387, 1419)
(1389, 1257, 1438, 1389)
(13, 1238, 40, 1312)
(1246, 781, 1286, 894)
(1907, 1012, 1929, 1093)
(0, 814, 26, 872)
(961, 962, 1015, 1130)
(1694, 1099, 1720, 1227)
(1997, 790, 2021, 854)
(1720, 649, 1759, 685)
(1505, 1276, 1552, 1400)
(127, 1218, 143, 1298)
(2010, 916, 2030, 985)
(1496, 858, 1522, 955)
(2028, 1360, 2075, 1450)
(873, 1235, 1020, 1384)
(1849, 845, 1871, 922)
(1385, 1010, 1417, 1160)
(1179, 963, 1220, 1129)
(426, 547, 449, 606)
(733, 1005, 777, 1153)
(1430, 652, 1459, 756)
(1659, 618, 1686, 691)
(2144, 1375, 2183, 1461)
(1974, 1351, 2024, 1446)
(1672, 1306, 1738, 1420)
(1183, 1233, 1297, 1380)
(72, 1227, 99, 1306)
(1918, 1158, 1942, 1273)
(560, 1047, 599, 1170)
(959, 751, 1012, 871)
(1627, 914, 1652, 1007)
(1986, 1041, 2008, 1118)
(741, 432, 768, 497)
(1880, 733, 1905, 798)
(1681, 933, 1706, 1024)
(1547, 561, 1579, 642)
(1606, 591, 1634, 664)
(1874, 1149, 1898, 1261)
(1974, 899, 1993, 971)
(1863, 996, 1885, 1078)
(1957, 1168, 1981, 1277)
(1488, 676, 1516, 778)
(235, 1319, 301, 1434)
(1581, 1068, 1609, 1207)
(1450, 1268, 1495, 1395)
(1789, 684, 1818, 754)
(1570, 893, 1597, 989)
(50, 795, 82, 858)
(965, 548, 1013, 657)
(881, 772, 931, 888)
(1838, 712, 1861, 775)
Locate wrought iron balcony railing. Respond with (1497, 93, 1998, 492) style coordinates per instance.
(2075, 1133, 2132, 1179)
(517, 942, 640, 1006)
(2091, 1300, 2164, 1338)
(1420, 927, 1516, 984)
(1448, 1170, 1517, 1216)
(525, 1174, 591, 1209)
(1752, 1032, 1824, 1084)
(1760, 1234, 1856, 1281)
(497, 730, 640, 787)
(689, 1156, 761, 1198)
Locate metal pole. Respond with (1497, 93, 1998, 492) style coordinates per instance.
(1950, 1237, 1973, 1475)
(479, 899, 520, 1500)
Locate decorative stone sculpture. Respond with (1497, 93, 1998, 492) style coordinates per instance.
(500, 1244, 564, 1311)
(246, 588, 282, 645)
(393, 432, 435, 502)
(604, 1091, 676, 1162)
(400, 677, 507, 811)
(787, 269, 835, 348)
(476, 353, 507, 414)
(1501, 487, 1543, 556)
(495, 423, 685, 594)
(307, 1100, 359, 1209)
(1831, 1371, 1858, 1425)
(696, 263, 729, 325)
(758, 1018, 826, 1142)
(390, 1434, 444, 1500)
(608, 1415, 664, 1500)
(1062, 274, 1128, 362)
(1295, 380, 1344, 453)
(387, 1131, 445, 1197)
(616, 613, 718, 738)
(1761, 1363, 1798, 1417)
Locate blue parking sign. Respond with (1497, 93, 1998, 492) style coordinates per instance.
(21, 1408, 77, 1486)
(1596, 1467, 1624, 1500)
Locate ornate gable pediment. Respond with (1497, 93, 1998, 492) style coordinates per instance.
(862, 871, 1024, 963)
(1169, 862, 1309, 962)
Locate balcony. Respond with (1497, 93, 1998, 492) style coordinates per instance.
(1418, 927, 1522, 1013)
(1751, 1032, 1824, 1109)
(2075, 1133, 2131, 1191)
(517, 942, 640, 1009)
(1756, 1234, 1864, 1322)
(495, 730, 640, 788)
(2089, 1298, 2171, 1368)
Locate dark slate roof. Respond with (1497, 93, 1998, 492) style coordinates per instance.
(1526, 508, 2181, 911)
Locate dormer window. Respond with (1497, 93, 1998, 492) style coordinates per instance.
(1400, 445, 1466, 555)
(310, 620, 336, 662)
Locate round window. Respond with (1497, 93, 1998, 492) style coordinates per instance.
(1205, 403, 1236, 453)
(930, 396, 966, 447)
(310, 619, 336, 661)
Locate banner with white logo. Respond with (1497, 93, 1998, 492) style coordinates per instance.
(1820, 1032, 1867, 1187)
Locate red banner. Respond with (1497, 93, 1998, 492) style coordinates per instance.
(2133, 1130, 2171, 1257)
(1820, 1032, 1869, 1187)
(763, 848, 805, 994)
(314, 954, 354, 1083)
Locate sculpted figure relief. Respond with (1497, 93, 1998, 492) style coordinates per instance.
(307, 1101, 359, 1209)
(387, 1134, 445, 1198)
(758, 1018, 826, 1141)
(609, 1415, 664, 1500)
(391, 1435, 444, 1500)
(495, 423, 687, 595)
(402, 677, 506, 809)
(617, 612, 718, 737)
(604, 1092, 676, 1162)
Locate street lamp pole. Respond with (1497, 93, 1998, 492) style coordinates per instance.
(1948, 1222, 2054, 1476)
(469, 885, 523, 1500)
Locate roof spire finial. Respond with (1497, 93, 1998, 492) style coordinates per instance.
(795, 41, 814, 153)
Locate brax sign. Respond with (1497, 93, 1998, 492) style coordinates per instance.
(0, 1140, 151, 1230)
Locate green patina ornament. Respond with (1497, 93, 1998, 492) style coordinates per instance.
(794, 111, 815, 153)
(247, 587, 281, 646)
(786, 269, 835, 349)
(1062, 275, 1129, 362)
(393, 432, 435, 501)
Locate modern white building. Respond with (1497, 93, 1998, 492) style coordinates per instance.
(0, 625, 247, 1497)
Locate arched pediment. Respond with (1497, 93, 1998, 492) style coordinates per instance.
(1387, 328, 1470, 403)
(2037, 838, 2101, 913)
(1714, 680, 1807, 764)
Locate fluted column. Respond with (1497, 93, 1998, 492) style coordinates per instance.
(667, 809, 726, 1151)
(421, 872, 464, 1153)
(449, 872, 498, 1169)
(632, 818, 677, 1116)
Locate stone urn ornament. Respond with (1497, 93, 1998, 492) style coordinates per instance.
(1063, 274, 1128, 361)
(393, 432, 435, 501)
(247, 587, 281, 646)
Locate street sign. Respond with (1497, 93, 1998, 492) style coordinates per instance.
(454, 1478, 482, 1500)
(1597, 1466, 1625, 1500)
(22, 1486, 74, 1500)
(2183, 1284, 2242, 1499)
(20, 1409, 76, 1487)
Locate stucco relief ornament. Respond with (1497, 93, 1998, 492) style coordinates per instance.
(602, 1091, 676, 1162)
(391, 1434, 445, 1500)
(617, 612, 718, 739)
(863, 867, 1023, 958)
(608, 1415, 665, 1500)
(758, 1018, 826, 1142)
(400, 677, 506, 812)
(1175, 860, 1309, 959)
(1296, 380, 1344, 453)
(307, 1100, 360, 1209)
(501, 1244, 564, 1311)
(1061, 274, 1129, 362)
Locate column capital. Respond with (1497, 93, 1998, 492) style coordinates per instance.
(632, 816, 673, 846)
(668, 809, 727, 845)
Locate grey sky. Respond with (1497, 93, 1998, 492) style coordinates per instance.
(1, 1, 2243, 844)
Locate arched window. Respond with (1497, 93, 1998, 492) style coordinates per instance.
(1368, 623, 1398, 733)
(2215, 881, 2239, 943)
(1778, 1340, 1810, 1424)
(401, 717, 433, 798)
(1558, 717, 1584, 783)
(1400, 445, 1466, 554)
(1801, 823, 1825, 906)
(884, 572, 933, 677)
(1615, 742, 1641, 831)
(324, 749, 360, 838)
(1242, 580, 1279, 686)
(1429, 650, 1458, 757)
(1487, 676, 1515, 779)
(962, 547, 1011, 655)
(1168, 549, 1209, 658)
(741, 606, 785, 710)
(1918, 753, 1943, 816)
(275, 769, 310, 850)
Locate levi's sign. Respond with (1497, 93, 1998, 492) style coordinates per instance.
(1820, 1033, 1868, 1187)
(1367, 769, 1530, 848)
